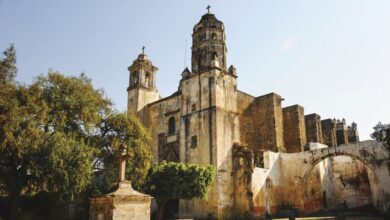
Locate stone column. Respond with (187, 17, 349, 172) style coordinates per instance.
(118, 144, 128, 182)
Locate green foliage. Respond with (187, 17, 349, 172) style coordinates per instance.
(0, 83, 47, 195)
(0, 44, 17, 84)
(94, 113, 151, 192)
(144, 161, 216, 200)
(371, 122, 389, 143)
(33, 71, 111, 137)
(34, 133, 95, 197)
(0, 46, 153, 219)
(0, 77, 99, 206)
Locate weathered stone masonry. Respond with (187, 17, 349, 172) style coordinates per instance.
(305, 113, 324, 144)
(126, 10, 389, 219)
(282, 105, 307, 153)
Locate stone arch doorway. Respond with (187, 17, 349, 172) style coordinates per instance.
(302, 154, 377, 213)
(299, 141, 389, 213)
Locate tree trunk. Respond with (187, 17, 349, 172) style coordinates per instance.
(156, 198, 169, 220)
(10, 193, 19, 220)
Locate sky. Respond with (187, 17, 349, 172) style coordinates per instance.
(0, 0, 389, 140)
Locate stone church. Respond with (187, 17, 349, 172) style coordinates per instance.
(127, 10, 390, 219)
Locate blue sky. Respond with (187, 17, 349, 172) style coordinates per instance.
(1, 0, 389, 140)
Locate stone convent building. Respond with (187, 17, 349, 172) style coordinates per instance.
(127, 10, 390, 220)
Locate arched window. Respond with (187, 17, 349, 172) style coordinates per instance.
(145, 72, 150, 87)
(132, 73, 138, 85)
(211, 33, 217, 40)
(168, 117, 176, 135)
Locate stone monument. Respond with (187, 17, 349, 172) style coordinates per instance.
(89, 144, 152, 220)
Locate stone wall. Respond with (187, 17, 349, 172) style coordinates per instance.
(336, 120, 349, 145)
(348, 123, 360, 143)
(143, 93, 180, 162)
(128, 87, 159, 116)
(177, 66, 239, 219)
(232, 143, 254, 219)
(282, 105, 307, 153)
(239, 93, 285, 159)
(237, 90, 255, 149)
(305, 113, 324, 144)
(321, 119, 337, 147)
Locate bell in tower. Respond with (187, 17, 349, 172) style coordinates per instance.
(191, 6, 227, 73)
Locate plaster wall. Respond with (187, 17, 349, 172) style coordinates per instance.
(248, 141, 390, 217)
(330, 156, 372, 209)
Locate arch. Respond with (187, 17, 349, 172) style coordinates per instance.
(304, 153, 378, 185)
(301, 141, 388, 187)
(168, 117, 176, 135)
(298, 143, 390, 213)
(303, 152, 376, 185)
(211, 33, 217, 40)
(131, 72, 139, 85)
(145, 72, 151, 87)
(274, 141, 389, 214)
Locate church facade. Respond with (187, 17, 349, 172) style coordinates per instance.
(125, 11, 388, 219)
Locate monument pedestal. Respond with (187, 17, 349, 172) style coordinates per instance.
(90, 181, 152, 220)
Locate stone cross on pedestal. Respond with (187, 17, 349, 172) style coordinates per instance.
(90, 144, 153, 220)
(207, 5, 211, 14)
(118, 144, 131, 182)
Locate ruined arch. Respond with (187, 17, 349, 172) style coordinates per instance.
(302, 152, 378, 187)
(299, 141, 389, 212)
(301, 141, 388, 184)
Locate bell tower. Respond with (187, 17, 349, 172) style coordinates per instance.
(191, 6, 227, 73)
(179, 7, 239, 220)
(127, 48, 159, 115)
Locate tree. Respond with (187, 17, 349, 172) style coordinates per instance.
(0, 44, 17, 84)
(144, 161, 216, 220)
(0, 83, 47, 220)
(0, 46, 153, 219)
(93, 113, 151, 192)
(0, 71, 108, 219)
(371, 122, 389, 143)
(33, 71, 112, 138)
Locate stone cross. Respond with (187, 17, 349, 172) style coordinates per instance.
(118, 144, 130, 182)
(142, 46, 145, 54)
(207, 5, 211, 14)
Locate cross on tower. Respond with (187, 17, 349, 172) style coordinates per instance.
(142, 46, 145, 54)
(207, 5, 211, 14)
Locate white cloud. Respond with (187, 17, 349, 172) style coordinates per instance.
(280, 37, 297, 52)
